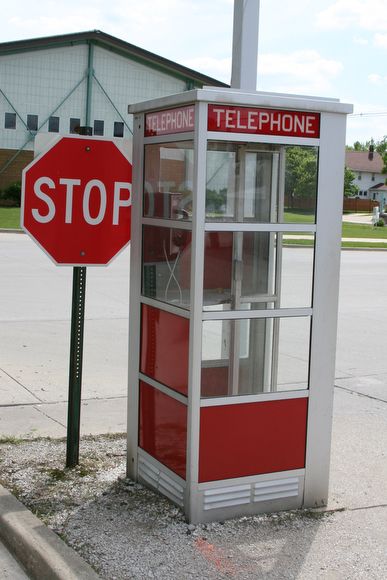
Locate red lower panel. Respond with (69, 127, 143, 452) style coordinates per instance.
(140, 304, 189, 396)
(199, 398, 308, 482)
(139, 381, 187, 479)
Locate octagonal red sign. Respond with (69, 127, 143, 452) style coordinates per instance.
(21, 136, 132, 266)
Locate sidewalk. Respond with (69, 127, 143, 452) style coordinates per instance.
(342, 212, 373, 224)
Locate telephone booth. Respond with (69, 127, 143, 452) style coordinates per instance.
(127, 88, 352, 523)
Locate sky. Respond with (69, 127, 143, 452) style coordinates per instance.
(1, 0, 387, 146)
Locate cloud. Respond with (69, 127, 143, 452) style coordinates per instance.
(258, 50, 343, 94)
(353, 36, 368, 45)
(374, 33, 387, 48)
(368, 73, 387, 85)
(181, 57, 231, 84)
(317, 0, 387, 31)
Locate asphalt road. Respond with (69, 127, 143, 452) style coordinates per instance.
(0, 232, 386, 436)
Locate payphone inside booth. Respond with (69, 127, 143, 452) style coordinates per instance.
(127, 88, 352, 523)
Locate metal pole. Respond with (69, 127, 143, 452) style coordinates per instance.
(66, 265, 87, 467)
(86, 42, 94, 127)
(231, 0, 260, 90)
(66, 111, 93, 466)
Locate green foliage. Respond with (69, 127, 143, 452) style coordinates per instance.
(1, 181, 22, 206)
(285, 146, 318, 200)
(206, 187, 227, 213)
(375, 219, 385, 227)
(350, 140, 367, 151)
(343, 167, 360, 197)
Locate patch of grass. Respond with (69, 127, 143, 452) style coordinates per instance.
(342, 221, 387, 239)
(0, 207, 21, 229)
(342, 241, 387, 249)
(284, 239, 314, 247)
(283, 210, 315, 223)
(285, 239, 387, 249)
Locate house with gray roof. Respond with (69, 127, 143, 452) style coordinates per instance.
(345, 150, 387, 201)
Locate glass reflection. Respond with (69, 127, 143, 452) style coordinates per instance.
(205, 143, 318, 224)
(142, 225, 191, 309)
(144, 141, 194, 220)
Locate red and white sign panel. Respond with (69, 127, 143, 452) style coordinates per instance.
(21, 136, 132, 266)
(145, 105, 195, 137)
(208, 104, 320, 138)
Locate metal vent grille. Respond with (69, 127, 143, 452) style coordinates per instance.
(203, 477, 300, 511)
(253, 477, 299, 503)
(138, 456, 184, 507)
(203, 484, 251, 511)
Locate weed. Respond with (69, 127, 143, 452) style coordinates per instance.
(0, 435, 24, 445)
(47, 468, 68, 481)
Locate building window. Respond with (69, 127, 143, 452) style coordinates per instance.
(94, 120, 104, 136)
(48, 116, 59, 132)
(27, 114, 38, 132)
(4, 112, 16, 129)
(114, 121, 124, 138)
(372, 173, 375, 181)
(69, 118, 81, 134)
(358, 173, 361, 180)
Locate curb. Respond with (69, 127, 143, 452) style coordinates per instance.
(0, 484, 100, 579)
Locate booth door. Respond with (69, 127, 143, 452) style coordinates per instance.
(203, 147, 285, 396)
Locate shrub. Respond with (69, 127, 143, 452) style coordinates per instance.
(2, 182, 21, 206)
(375, 219, 385, 227)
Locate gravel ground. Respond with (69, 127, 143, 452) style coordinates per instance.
(0, 436, 386, 580)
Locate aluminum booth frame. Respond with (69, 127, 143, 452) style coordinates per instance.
(127, 87, 352, 523)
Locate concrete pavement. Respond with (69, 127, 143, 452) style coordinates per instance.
(0, 537, 29, 579)
(0, 232, 129, 438)
(0, 484, 99, 579)
(0, 232, 386, 578)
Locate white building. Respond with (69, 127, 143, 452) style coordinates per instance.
(345, 150, 387, 200)
(0, 30, 225, 190)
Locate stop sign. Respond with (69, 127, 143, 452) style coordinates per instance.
(21, 136, 132, 265)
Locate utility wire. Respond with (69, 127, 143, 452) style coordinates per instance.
(349, 112, 387, 117)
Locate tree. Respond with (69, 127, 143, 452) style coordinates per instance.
(343, 167, 359, 197)
(285, 146, 318, 200)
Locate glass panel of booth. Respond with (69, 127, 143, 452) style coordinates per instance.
(205, 142, 319, 224)
(142, 140, 319, 225)
(201, 316, 311, 397)
(143, 141, 194, 221)
(141, 226, 315, 312)
(142, 224, 191, 309)
(203, 231, 315, 311)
